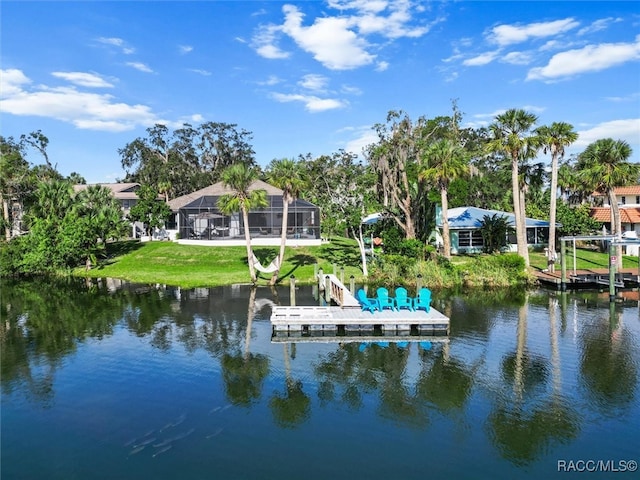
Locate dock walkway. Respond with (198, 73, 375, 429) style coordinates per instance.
(271, 305, 450, 334)
(534, 267, 639, 289)
(271, 273, 450, 337)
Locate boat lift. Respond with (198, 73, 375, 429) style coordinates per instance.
(559, 235, 640, 301)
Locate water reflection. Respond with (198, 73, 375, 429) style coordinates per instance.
(270, 343, 311, 428)
(1, 279, 639, 474)
(579, 300, 638, 412)
(488, 293, 579, 466)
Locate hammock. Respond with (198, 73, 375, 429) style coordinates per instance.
(250, 252, 280, 274)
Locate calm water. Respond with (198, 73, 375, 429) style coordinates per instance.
(1, 278, 639, 479)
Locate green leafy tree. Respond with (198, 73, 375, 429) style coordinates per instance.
(479, 214, 513, 253)
(66, 172, 86, 184)
(535, 123, 578, 272)
(419, 139, 469, 258)
(577, 138, 638, 268)
(217, 164, 267, 283)
(555, 202, 600, 236)
(265, 158, 307, 285)
(0, 137, 32, 240)
(128, 185, 171, 238)
(74, 185, 129, 268)
(120, 122, 257, 199)
(487, 109, 540, 268)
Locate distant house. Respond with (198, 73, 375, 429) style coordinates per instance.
(435, 206, 553, 255)
(73, 183, 144, 237)
(590, 185, 640, 255)
(167, 180, 321, 246)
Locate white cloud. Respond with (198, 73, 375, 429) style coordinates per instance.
(51, 71, 114, 88)
(501, 51, 533, 65)
(0, 68, 169, 132)
(375, 61, 389, 71)
(270, 92, 346, 112)
(126, 62, 154, 73)
(489, 18, 579, 46)
(0, 69, 31, 97)
(463, 50, 500, 66)
(97, 37, 124, 47)
(281, 5, 375, 70)
(299, 74, 328, 91)
(96, 36, 135, 54)
(527, 36, 640, 81)
(605, 92, 640, 103)
(179, 45, 193, 54)
(252, 24, 291, 59)
(252, 1, 432, 70)
(257, 75, 281, 86)
(574, 118, 640, 148)
(341, 84, 362, 95)
(189, 69, 212, 76)
(341, 125, 379, 157)
(578, 17, 623, 36)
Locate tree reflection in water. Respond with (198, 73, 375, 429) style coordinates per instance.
(220, 287, 269, 407)
(488, 294, 579, 466)
(580, 300, 638, 412)
(269, 343, 311, 428)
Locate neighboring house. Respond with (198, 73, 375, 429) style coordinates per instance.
(435, 206, 553, 255)
(590, 185, 640, 255)
(73, 183, 144, 237)
(167, 180, 321, 246)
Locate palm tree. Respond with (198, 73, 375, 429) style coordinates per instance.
(265, 158, 307, 285)
(577, 138, 637, 269)
(419, 139, 468, 258)
(217, 164, 267, 283)
(487, 109, 539, 268)
(535, 123, 578, 272)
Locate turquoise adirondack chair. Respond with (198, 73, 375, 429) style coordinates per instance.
(413, 287, 432, 312)
(376, 287, 396, 311)
(394, 287, 414, 311)
(356, 289, 379, 313)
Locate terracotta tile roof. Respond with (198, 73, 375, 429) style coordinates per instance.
(592, 185, 640, 196)
(590, 207, 640, 223)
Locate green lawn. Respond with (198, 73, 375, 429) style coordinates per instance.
(76, 239, 639, 288)
(529, 248, 639, 271)
(77, 238, 367, 288)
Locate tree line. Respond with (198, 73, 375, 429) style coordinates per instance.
(2, 104, 638, 277)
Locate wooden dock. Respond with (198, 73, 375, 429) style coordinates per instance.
(272, 332, 450, 344)
(270, 273, 450, 339)
(534, 268, 639, 289)
(270, 305, 450, 335)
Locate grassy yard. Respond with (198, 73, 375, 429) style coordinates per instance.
(77, 238, 367, 288)
(529, 248, 639, 271)
(76, 239, 639, 288)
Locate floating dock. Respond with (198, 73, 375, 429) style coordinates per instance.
(270, 305, 450, 334)
(534, 268, 639, 289)
(270, 273, 450, 339)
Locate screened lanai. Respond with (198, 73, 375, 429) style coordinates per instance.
(167, 180, 321, 243)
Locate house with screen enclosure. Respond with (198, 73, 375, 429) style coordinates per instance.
(435, 206, 554, 255)
(166, 180, 321, 246)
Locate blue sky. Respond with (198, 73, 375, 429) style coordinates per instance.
(1, 1, 639, 183)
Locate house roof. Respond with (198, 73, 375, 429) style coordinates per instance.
(592, 185, 640, 196)
(590, 206, 640, 224)
(73, 183, 140, 200)
(168, 179, 287, 211)
(438, 206, 552, 229)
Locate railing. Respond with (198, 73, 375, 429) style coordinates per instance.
(317, 273, 360, 307)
